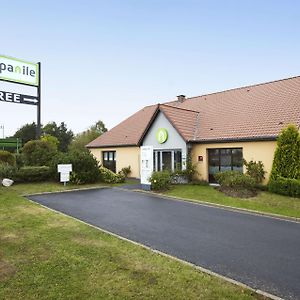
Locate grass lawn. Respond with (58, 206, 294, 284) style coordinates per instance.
(165, 185, 300, 218)
(0, 182, 263, 300)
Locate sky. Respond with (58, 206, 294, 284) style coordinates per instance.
(0, 0, 300, 137)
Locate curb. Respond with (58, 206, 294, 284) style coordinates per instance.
(125, 188, 300, 224)
(26, 196, 283, 300)
(22, 186, 108, 197)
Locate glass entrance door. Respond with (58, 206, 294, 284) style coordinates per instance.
(162, 151, 172, 171)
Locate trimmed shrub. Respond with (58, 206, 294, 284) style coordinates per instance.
(119, 166, 131, 178)
(215, 171, 256, 190)
(0, 163, 17, 180)
(68, 150, 100, 184)
(0, 150, 16, 166)
(270, 124, 300, 180)
(243, 159, 266, 184)
(99, 167, 125, 183)
(14, 166, 52, 182)
(149, 171, 171, 191)
(268, 177, 300, 198)
(22, 140, 57, 166)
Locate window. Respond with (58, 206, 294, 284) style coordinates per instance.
(102, 151, 116, 173)
(208, 148, 243, 183)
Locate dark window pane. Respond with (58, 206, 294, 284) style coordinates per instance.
(103, 152, 108, 161)
(109, 152, 114, 161)
(220, 149, 232, 172)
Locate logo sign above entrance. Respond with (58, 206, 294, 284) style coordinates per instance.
(0, 55, 39, 86)
(156, 128, 168, 144)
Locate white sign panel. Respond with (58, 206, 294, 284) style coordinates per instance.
(60, 173, 70, 182)
(140, 146, 153, 185)
(57, 164, 72, 183)
(57, 164, 72, 173)
(0, 55, 39, 86)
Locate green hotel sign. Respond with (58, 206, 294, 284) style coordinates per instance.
(0, 55, 39, 86)
(156, 128, 168, 144)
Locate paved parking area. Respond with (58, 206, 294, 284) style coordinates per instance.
(28, 187, 300, 300)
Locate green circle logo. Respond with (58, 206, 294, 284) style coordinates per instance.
(156, 128, 168, 144)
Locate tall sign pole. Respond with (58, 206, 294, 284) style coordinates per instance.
(0, 55, 41, 139)
(36, 62, 41, 139)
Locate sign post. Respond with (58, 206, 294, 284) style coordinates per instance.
(0, 55, 41, 139)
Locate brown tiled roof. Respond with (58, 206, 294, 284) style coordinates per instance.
(159, 104, 199, 141)
(167, 76, 300, 142)
(87, 76, 300, 148)
(86, 104, 158, 148)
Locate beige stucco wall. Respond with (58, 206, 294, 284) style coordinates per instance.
(191, 141, 277, 184)
(89, 147, 140, 178)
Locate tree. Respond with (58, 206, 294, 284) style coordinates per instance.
(270, 124, 300, 180)
(43, 122, 74, 152)
(13, 122, 37, 144)
(41, 134, 59, 151)
(90, 120, 107, 135)
(69, 120, 107, 152)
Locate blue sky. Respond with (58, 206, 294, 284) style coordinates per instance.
(1, 0, 299, 136)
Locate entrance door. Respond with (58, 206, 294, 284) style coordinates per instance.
(162, 151, 172, 171)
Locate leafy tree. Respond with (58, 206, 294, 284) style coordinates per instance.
(41, 134, 60, 151)
(270, 124, 300, 180)
(43, 122, 74, 152)
(69, 120, 107, 152)
(13, 122, 37, 144)
(22, 140, 58, 166)
(90, 120, 107, 135)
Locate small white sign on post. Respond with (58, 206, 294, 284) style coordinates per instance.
(57, 164, 72, 186)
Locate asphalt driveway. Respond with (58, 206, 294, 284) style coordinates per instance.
(28, 188, 300, 300)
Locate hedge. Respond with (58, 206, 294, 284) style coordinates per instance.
(0, 163, 17, 180)
(0, 150, 16, 166)
(214, 171, 256, 189)
(268, 177, 300, 198)
(14, 166, 52, 183)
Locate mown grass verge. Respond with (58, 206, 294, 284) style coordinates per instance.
(165, 184, 300, 219)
